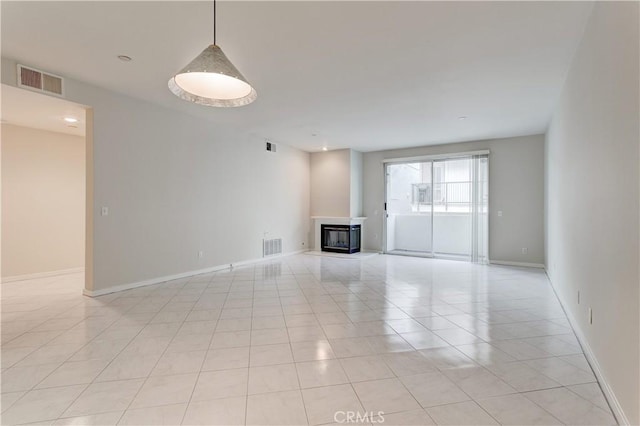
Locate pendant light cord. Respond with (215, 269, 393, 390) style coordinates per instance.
(213, 0, 217, 45)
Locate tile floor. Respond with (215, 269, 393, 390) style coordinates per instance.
(1, 254, 617, 425)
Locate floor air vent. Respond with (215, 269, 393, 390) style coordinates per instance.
(263, 238, 282, 257)
(17, 64, 64, 97)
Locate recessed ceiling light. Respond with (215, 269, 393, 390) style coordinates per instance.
(458, 116, 468, 120)
(322, 146, 328, 151)
(64, 117, 78, 123)
(117, 55, 132, 62)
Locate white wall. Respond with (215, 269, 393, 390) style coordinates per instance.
(1, 124, 85, 278)
(2, 58, 310, 294)
(545, 2, 639, 423)
(363, 134, 545, 265)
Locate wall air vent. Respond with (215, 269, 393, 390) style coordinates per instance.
(263, 238, 282, 257)
(17, 64, 64, 97)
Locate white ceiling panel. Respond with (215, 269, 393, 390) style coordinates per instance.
(1, 1, 593, 151)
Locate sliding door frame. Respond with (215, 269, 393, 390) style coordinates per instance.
(382, 150, 490, 260)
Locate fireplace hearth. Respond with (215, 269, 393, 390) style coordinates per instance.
(321, 224, 361, 254)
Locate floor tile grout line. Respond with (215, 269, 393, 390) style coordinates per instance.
(563, 384, 617, 417)
(179, 273, 231, 426)
(284, 294, 310, 426)
(1, 256, 612, 426)
(519, 385, 616, 423)
(377, 336, 483, 420)
(120, 281, 207, 422)
(243, 271, 256, 426)
(50, 279, 186, 423)
(1, 294, 88, 348)
(6, 293, 150, 416)
(429, 398, 502, 425)
(511, 391, 571, 425)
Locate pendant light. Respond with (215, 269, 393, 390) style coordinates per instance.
(168, 0, 257, 107)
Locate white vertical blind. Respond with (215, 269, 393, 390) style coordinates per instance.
(471, 155, 489, 263)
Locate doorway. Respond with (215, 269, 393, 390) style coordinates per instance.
(384, 153, 489, 262)
(1, 84, 89, 291)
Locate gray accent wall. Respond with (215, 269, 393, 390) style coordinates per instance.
(350, 150, 363, 217)
(310, 149, 352, 217)
(310, 148, 364, 218)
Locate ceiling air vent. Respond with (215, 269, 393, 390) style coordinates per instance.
(17, 64, 64, 97)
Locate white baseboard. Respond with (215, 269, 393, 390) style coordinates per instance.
(545, 269, 629, 425)
(82, 249, 307, 297)
(82, 264, 231, 297)
(2, 267, 85, 283)
(489, 259, 545, 269)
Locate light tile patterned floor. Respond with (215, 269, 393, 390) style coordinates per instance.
(1, 254, 617, 425)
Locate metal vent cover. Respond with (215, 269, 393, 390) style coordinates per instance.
(263, 238, 282, 257)
(17, 64, 64, 96)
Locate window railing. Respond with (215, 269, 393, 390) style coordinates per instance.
(412, 181, 487, 212)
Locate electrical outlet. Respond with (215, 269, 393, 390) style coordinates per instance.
(521, 247, 528, 254)
(101, 206, 109, 216)
(589, 307, 593, 324)
(497, 211, 503, 217)
(198, 251, 204, 258)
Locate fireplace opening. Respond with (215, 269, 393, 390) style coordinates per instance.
(321, 224, 361, 254)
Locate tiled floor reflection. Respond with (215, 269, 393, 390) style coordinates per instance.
(1, 254, 617, 425)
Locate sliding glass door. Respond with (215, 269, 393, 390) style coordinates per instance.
(431, 158, 472, 259)
(384, 154, 488, 263)
(385, 161, 433, 256)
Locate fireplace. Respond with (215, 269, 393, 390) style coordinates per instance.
(321, 224, 361, 254)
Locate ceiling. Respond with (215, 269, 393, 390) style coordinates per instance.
(1, 1, 593, 152)
(1, 84, 86, 137)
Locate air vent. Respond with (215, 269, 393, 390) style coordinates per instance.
(17, 64, 64, 97)
(263, 238, 282, 257)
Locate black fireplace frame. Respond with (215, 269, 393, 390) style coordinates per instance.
(321, 224, 361, 254)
